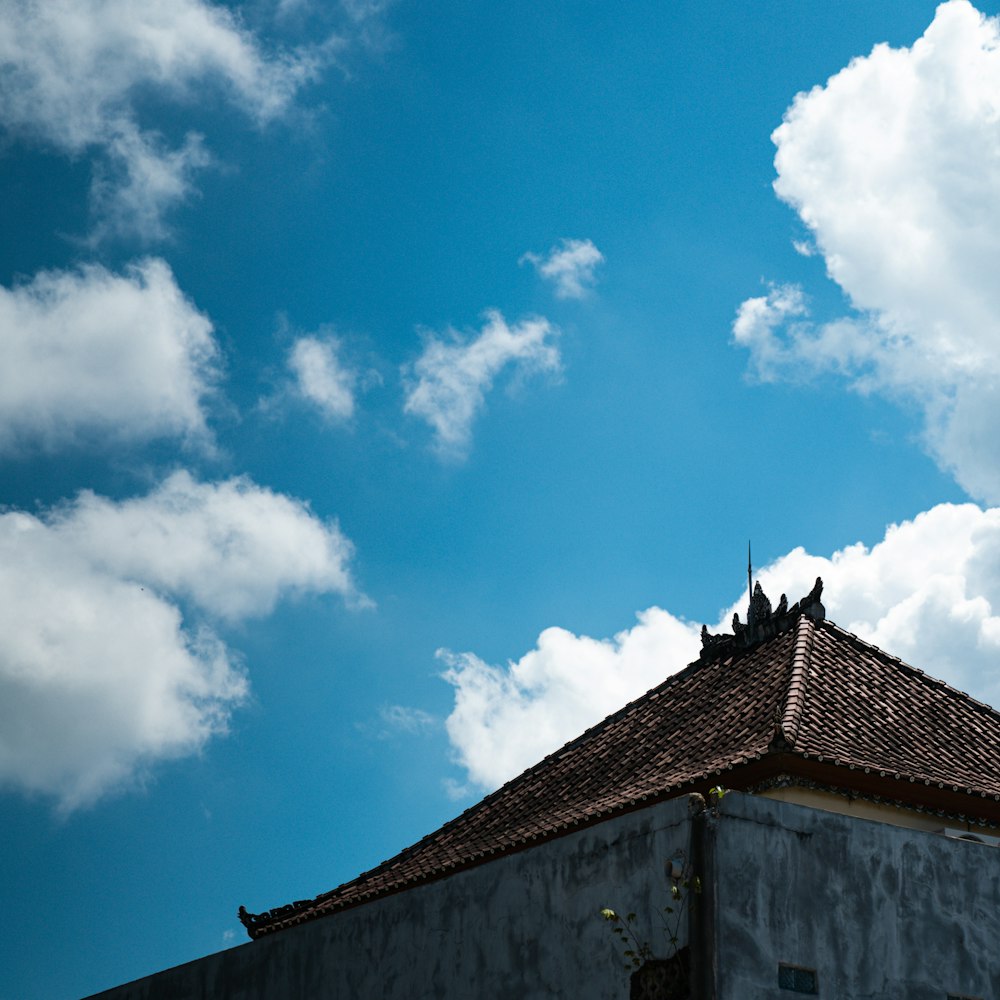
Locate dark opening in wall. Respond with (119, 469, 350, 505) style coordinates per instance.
(630, 948, 690, 1000)
(778, 963, 818, 994)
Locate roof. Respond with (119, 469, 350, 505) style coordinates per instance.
(240, 578, 1000, 939)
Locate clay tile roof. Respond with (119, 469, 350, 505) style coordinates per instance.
(241, 580, 1000, 939)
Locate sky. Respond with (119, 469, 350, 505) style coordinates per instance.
(4, 1, 1000, 996)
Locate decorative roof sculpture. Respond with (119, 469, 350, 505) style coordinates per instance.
(701, 576, 825, 652)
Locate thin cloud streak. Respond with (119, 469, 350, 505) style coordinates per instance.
(403, 310, 560, 460)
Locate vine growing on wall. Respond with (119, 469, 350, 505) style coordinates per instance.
(600, 851, 700, 970)
(598, 787, 726, 997)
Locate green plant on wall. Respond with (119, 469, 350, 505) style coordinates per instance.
(707, 784, 726, 814)
(600, 850, 701, 970)
(599, 787, 725, 992)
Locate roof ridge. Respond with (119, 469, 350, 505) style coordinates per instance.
(818, 618, 1000, 726)
(779, 613, 816, 748)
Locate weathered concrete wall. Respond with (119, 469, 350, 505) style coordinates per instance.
(85, 795, 699, 1000)
(86, 793, 1000, 999)
(711, 793, 1000, 1000)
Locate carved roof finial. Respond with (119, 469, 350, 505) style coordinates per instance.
(732, 611, 746, 643)
(748, 581, 772, 627)
(792, 576, 824, 620)
(700, 577, 826, 654)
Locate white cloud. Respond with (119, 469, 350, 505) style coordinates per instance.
(521, 238, 604, 300)
(58, 470, 363, 619)
(403, 310, 560, 459)
(288, 334, 356, 422)
(0, 0, 327, 237)
(736, 0, 1000, 502)
(733, 284, 876, 383)
(0, 471, 362, 811)
(0, 258, 218, 453)
(444, 502, 1000, 792)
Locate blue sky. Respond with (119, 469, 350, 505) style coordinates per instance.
(4, 1, 1000, 996)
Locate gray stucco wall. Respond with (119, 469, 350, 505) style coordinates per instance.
(85, 795, 699, 1000)
(86, 792, 1000, 999)
(710, 793, 1000, 1000)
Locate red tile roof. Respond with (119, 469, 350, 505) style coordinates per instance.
(240, 582, 1000, 939)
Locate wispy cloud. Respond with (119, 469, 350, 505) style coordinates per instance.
(89, 129, 213, 243)
(340, 0, 396, 23)
(0, 471, 364, 812)
(735, 0, 1000, 503)
(378, 705, 436, 735)
(288, 334, 357, 422)
(0, 0, 330, 238)
(0, 259, 218, 454)
(403, 310, 560, 459)
(443, 502, 1000, 791)
(521, 238, 604, 300)
(733, 284, 871, 383)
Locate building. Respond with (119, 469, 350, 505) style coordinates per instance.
(88, 580, 1000, 999)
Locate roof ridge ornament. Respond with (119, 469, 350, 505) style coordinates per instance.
(700, 576, 825, 655)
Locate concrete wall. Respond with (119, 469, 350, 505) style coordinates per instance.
(85, 795, 699, 1000)
(710, 793, 1000, 1000)
(86, 793, 1000, 1000)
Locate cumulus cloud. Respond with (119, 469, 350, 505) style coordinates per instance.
(288, 334, 356, 422)
(444, 502, 1000, 791)
(58, 470, 363, 619)
(521, 238, 604, 300)
(0, 471, 362, 811)
(0, 258, 218, 453)
(735, 0, 1000, 502)
(403, 310, 560, 459)
(0, 0, 327, 237)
